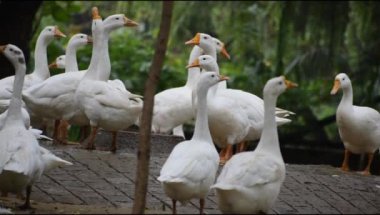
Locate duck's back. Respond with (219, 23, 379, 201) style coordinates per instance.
(158, 140, 219, 202)
(213, 151, 285, 213)
(23, 72, 86, 119)
(152, 86, 194, 133)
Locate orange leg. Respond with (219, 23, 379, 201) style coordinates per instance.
(57, 120, 70, 144)
(220, 145, 234, 165)
(85, 126, 98, 150)
(52, 119, 60, 144)
(199, 198, 205, 215)
(111, 131, 118, 153)
(172, 199, 177, 215)
(361, 153, 374, 176)
(219, 148, 227, 164)
(341, 149, 350, 172)
(237, 141, 247, 153)
(224, 144, 234, 162)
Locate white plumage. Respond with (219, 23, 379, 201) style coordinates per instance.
(212, 76, 297, 214)
(331, 73, 380, 175)
(158, 72, 228, 214)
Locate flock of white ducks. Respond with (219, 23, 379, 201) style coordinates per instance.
(0, 5, 379, 214)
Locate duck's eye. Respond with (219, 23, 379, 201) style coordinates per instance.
(342, 78, 345, 81)
(9, 48, 13, 52)
(216, 42, 220, 45)
(278, 81, 282, 85)
(203, 36, 207, 40)
(81, 36, 84, 38)
(211, 74, 215, 78)
(48, 29, 52, 31)
(203, 58, 206, 60)
(116, 17, 120, 20)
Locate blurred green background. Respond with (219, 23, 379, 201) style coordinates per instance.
(26, 1, 380, 168)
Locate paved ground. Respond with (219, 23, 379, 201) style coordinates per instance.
(1, 130, 380, 214)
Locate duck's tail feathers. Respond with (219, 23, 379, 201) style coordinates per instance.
(40, 147, 73, 172)
(211, 183, 236, 190)
(275, 117, 292, 126)
(275, 108, 296, 118)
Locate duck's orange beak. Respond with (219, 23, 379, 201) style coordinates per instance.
(185, 33, 201, 45)
(186, 58, 200, 69)
(87, 36, 93, 44)
(220, 45, 230, 60)
(330, 79, 340, 95)
(219, 75, 229, 82)
(124, 16, 139, 27)
(92, 7, 102, 20)
(48, 61, 57, 69)
(0, 45, 6, 53)
(54, 26, 66, 38)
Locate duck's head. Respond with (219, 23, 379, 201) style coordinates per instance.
(91, 7, 103, 35)
(331, 73, 351, 95)
(0, 44, 26, 66)
(186, 33, 214, 52)
(212, 37, 230, 60)
(264, 76, 298, 97)
(197, 71, 229, 90)
(187, 55, 218, 72)
(103, 14, 138, 32)
(40, 26, 66, 41)
(68, 33, 93, 49)
(49, 55, 65, 69)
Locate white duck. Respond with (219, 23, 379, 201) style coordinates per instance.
(74, 10, 142, 152)
(0, 26, 66, 114)
(49, 33, 92, 72)
(47, 33, 92, 143)
(0, 44, 72, 209)
(186, 34, 294, 163)
(151, 36, 230, 137)
(331, 73, 380, 175)
(211, 76, 297, 214)
(23, 8, 139, 144)
(49, 55, 66, 69)
(158, 72, 228, 214)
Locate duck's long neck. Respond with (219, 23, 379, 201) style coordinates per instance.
(5, 62, 26, 126)
(192, 84, 213, 144)
(203, 46, 217, 61)
(339, 84, 353, 110)
(96, 31, 111, 81)
(207, 62, 220, 97)
(65, 44, 79, 72)
(255, 93, 282, 159)
(33, 36, 51, 80)
(84, 29, 103, 80)
(186, 46, 202, 88)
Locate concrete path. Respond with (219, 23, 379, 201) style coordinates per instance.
(1, 130, 380, 214)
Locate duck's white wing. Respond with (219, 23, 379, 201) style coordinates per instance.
(152, 87, 193, 132)
(0, 128, 43, 177)
(24, 72, 84, 99)
(353, 106, 380, 129)
(88, 82, 136, 110)
(0, 76, 15, 99)
(158, 141, 218, 183)
(214, 152, 284, 189)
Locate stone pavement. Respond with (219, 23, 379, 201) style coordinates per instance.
(2, 130, 380, 214)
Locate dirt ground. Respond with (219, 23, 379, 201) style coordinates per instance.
(0, 197, 166, 214)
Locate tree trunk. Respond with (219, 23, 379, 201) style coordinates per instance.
(0, 1, 42, 79)
(132, 1, 174, 214)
